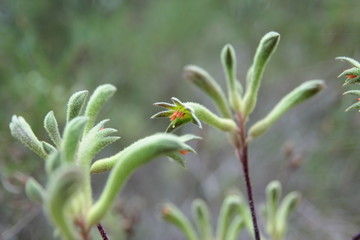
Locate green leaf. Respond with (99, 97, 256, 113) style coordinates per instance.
(243, 31, 280, 116)
(9, 115, 47, 159)
(84, 84, 117, 134)
(61, 117, 88, 163)
(66, 90, 89, 122)
(44, 111, 62, 148)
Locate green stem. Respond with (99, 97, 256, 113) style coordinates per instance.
(86, 134, 194, 227)
(186, 102, 237, 132)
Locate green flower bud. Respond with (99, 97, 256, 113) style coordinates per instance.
(61, 116, 88, 163)
(46, 166, 84, 240)
(162, 203, 198, 240)
(265, 180, 282, 236)
(216, 195, 242, 240)
(87, 133, 199, 226)
(44, 111, 62, 148)
(191, 199, 212, 240)
(9, 115, 47, 159)
(84, 84, 116, 134)
(243, 32, 280, 116)
(275, 191, 301, 240)
(66, 90, 88, 122)
(225, 216, 245, 240)
(77, 119, 120, 167)
(184, 65, 231, 117)
(221, 44, 243, 113)
(248, 80, 324, 139)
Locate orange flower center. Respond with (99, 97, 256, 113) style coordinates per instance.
(346, 74, 358, 79)
(179, 150, 189, 155)
(169, 110, 186, 121)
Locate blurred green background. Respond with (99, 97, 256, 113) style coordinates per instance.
(1, 0, 360, 239)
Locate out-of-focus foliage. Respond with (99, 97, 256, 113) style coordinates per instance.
(1, 0, 360, 239)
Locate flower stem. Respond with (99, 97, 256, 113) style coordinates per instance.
(97, 223, 109, 240)
(353, 232, 360, 240)
(235, 113, 261, 240)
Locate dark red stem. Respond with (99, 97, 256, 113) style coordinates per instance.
(236, 113, 261, 240)
(353, 232, 360, 240)
(97, 223, 109, 240)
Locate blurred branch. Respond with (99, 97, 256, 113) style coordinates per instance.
(1, 207, 41, 240)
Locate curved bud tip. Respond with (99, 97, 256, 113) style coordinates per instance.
(266, 180, 282, 204)
(261, 31, 280, 53)
(267, 180, 281, 194)
(162, 205, 171, 217)
(248, 80, 325, 140)
(221, 44, 236, 68)
(183, 65, 206, 82)
(336, 56, 360, 68)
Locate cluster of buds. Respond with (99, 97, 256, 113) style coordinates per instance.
(9, 84, 200, 240)
(337, 57, 360, 111)
(153, 32, 324, 141)
(161, 181, 300, 240)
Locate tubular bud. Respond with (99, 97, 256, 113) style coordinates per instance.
(66, 90, 88, 123)
(249, 80, 324, 139)
(243, 31, 280, 116)
(221, 44, 243, 113)
(44, 111, 62, 148)
(184, 65, 231, 117)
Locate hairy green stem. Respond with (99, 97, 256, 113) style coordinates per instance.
(186, 102, 237, 132)
(86, 134, 193, 227)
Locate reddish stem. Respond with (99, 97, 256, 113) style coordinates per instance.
(97, 223, 109, 240)
(353, 232, 360, 240)
(236, 113, 261, 240)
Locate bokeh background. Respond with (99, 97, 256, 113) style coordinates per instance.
(1, 0, 360, 239)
